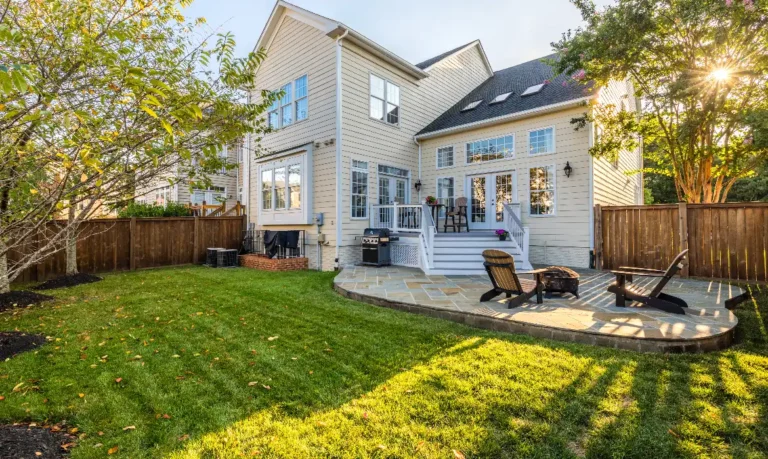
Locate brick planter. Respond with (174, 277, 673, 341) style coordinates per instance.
(239, 254, 308, 271)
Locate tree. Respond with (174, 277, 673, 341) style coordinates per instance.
(554, 0, 768, 203)
(0, 0, 275, 289)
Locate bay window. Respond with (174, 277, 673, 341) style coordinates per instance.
(256, 148, 312, 225)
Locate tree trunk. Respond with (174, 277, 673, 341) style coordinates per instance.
(66, 205, 78, 275)
(0, 240, 9, 294)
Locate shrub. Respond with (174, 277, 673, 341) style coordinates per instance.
(117, 202, 191, 218)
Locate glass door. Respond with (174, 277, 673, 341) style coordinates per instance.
(469, 176, 490, 230)
(467, 171, 517, 230)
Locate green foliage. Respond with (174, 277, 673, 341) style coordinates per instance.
(554, 0, 768, 203)
(117, 202, 191, 218)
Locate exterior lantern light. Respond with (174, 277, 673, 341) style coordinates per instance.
(564, 161, 573, 178)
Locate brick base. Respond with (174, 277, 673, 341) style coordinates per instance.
(239, 254, 308, 271)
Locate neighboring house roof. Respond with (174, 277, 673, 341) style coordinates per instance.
(416, 54, 597, 138)
(415, 40, 493, 76)
(255, 1, 429, 80)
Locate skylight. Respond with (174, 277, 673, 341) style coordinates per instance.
(461, 100, 483, 111)
(521, 84, 545, 96)
(489, 92, 513, 104)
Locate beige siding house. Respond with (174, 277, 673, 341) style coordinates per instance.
(245, 1, 642, 273)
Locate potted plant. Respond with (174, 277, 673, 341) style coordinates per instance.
(495, 229, 509, 241)
(425, 195, 437, 205)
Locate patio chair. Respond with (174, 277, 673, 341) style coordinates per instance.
(480, 250, 548, 308)
(443, 197, 469, 233)
(607, 249, 689, 315)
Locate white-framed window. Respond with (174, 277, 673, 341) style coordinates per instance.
(288, 164, 301, 209)
(155, 186, 172, 206)
(529, 127, 556, 155)
(192, 186, 226, 206)
(370, 74, 400, 126)
(351, 160, 369, 219)
(268, 74, 309, 130)
(466, 134, 514, 164)
(261, 169, 272, 210)
(436, 177, 454, 218)
(262, 163, 302, 212)
(274, 167, 287, 209)
(437, 146, 454, 169)
(256, 150, 312, 225)
(238, 187, 243, 203)
(529, 165, 556, 216)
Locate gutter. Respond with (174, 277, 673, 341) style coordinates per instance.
(334, 29, 349, 269)
(414, 137, 421, 203)
(415, 96, 596, 140)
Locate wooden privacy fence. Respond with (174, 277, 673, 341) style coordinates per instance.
(595, 203, 768, 282)
(12, 216, 246, 283)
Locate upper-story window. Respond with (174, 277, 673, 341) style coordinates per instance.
(466, 135, 514, 164)
(370, 74, 400, 125)
(268, 75, 308, 130)
(437, 146, 454, 169)
(529, 127, 555, 155)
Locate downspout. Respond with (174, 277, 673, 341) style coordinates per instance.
(334, 30, 349, 270)
(414, 137, 421, 203)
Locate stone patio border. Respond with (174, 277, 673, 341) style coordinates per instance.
(333, 280, 736, 354)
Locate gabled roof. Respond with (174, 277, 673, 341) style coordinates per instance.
(255, 1, 429, 80)
(416, 54, 598, 138)
(415, 40, 493, 76)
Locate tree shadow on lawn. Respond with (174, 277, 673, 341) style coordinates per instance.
(0, 266, 767, 458)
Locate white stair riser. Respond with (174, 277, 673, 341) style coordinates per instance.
(434, 241, 517, 248)
(433, 253, 521, 262)
(433, 247, 521, 256)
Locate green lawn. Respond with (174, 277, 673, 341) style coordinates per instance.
(1, 266, 767, 458)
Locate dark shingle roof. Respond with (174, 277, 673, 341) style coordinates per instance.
(415, 41, 477, 70)
(417, 54, 596, 136)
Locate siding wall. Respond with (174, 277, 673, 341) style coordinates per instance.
(247, 14, 338, 270)
(339, 43, 491, 251)
(592, 79, 643, 206)
(419, 106, 593, 267)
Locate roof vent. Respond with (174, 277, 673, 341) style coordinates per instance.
(461, 100, 483, 111)
(521, 84, 545, 97)
(489, 92, 513, 104)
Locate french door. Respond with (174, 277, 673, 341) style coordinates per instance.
(378, 176, 408, 227)
(466, 171, 517, 230)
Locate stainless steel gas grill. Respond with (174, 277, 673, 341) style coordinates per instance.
(361, 228, 395, 267)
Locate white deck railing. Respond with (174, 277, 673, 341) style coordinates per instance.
(503, 202, 530, 263)
(370, 203, 423, 233)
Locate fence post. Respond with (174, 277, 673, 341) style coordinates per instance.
(594, 204, 603, 270)
(129, 217, 137, 270)
(678, 202, 689, 277)
(193, 216, 200, 264)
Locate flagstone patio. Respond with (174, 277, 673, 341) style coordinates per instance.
(334, 265, 742, 353)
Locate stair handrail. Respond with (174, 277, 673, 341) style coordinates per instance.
(502, 202, 529, 262)
(420, 203, 436, 270)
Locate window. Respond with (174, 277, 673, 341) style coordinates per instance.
(370, 74, 400, 125)
(466, 135, 514, 164)
(192, 186, 226, 206)
(288, 164, 301, 209)
(219, 146, 229, 174)
(155, 186, 172, 206)
(351, 160, 369, 219)
(274, 167, 286, 209)
(238, 187, 243, 203)
(529, 127, 555, 155)
(268, 75, 308, 129)
(529, 165, 555, 216)
(461, 100, 482, 111)
(377, 164, 409, 178)
(437, 177, 454, 218)
(437, 146, 454, 169)
(521, 84, 545, 96)
(261, 170, 272, 210)
(490, 92, 512, 104)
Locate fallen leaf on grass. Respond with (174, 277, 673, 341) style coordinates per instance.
(108, 445, 119, 455)
(262, 385, 271, 390)
(178, 434, 189, 441)
(0, 396, 4, 401)
(162, 414, 171, 419)
(78, 393, 85, 398)
(453, 450, 466, 459)
(115, 378, 122, 383)
(267, 336, 278, 341)
(123, 425, 135, 431)
(248, 382, 258, 386)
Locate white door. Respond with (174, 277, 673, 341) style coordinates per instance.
(466, 171, 517, 230)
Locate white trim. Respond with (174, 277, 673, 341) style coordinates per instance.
(255, 148, 312, 225)
(350, 158, 369, 221)
(527, 164, 557, 218)
(421, 40, 494, 78)
(435, 145, 456, 170)
(268, 73, 309, 130)
(335, 30, 347, 266)
(376, 163, 412, 205)
(588, 120, 595, 250)
(368, 72, 401, 128)
(415, 96, 596, 140)
(435, 175, 456, 218)
(465, 133, 515, 164)
(527, 125, 557, 156)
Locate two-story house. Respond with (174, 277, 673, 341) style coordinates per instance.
(244, 1, 642, 274)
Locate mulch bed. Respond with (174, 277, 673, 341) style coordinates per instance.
(0, 291, 53, 313)
(0, 424, 75, 458)
(0, 332, 47, 360)
(32, 273, 102, 291)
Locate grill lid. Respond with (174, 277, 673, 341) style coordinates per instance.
(364, 228, 390, 237)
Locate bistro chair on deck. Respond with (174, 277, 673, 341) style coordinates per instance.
(480, 250, 548, 309)
(444, 197, 469, 233)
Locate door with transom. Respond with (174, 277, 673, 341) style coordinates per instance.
(466, 171, 517, 230)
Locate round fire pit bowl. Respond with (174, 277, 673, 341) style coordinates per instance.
(542, 266, 580, 299)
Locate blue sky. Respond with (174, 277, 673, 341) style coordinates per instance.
(183, 0, 613, 71)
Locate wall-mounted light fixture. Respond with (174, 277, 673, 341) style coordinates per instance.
(414, 179, 422, 192)
(564, 161, 573, 178)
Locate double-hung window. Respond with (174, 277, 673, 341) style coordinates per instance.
(268, 75, 308, 129)
(351, 160, 369, 219)
(262, 164, 302, 211)
(288, 164, 301, 209)
(261, 170, 273, 210)
(529, 165, 556, 216)
(370, 75, 400, 125)
(529, 127, 555, 155)
(437, 146, 454, 169)
(466, 135, 514, 164)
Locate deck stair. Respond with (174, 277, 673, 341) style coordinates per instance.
(428, 231, 532, 275)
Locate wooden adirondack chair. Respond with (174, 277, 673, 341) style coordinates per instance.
(607, 249, 689, 315)
(480, 250, 548, 308)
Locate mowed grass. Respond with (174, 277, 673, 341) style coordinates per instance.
(0, 266, 767, 458)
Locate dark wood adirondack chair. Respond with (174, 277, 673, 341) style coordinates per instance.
(607, 249, 689, 315)
(480, 250, 548, 308)
(443, 197, 469, 233)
